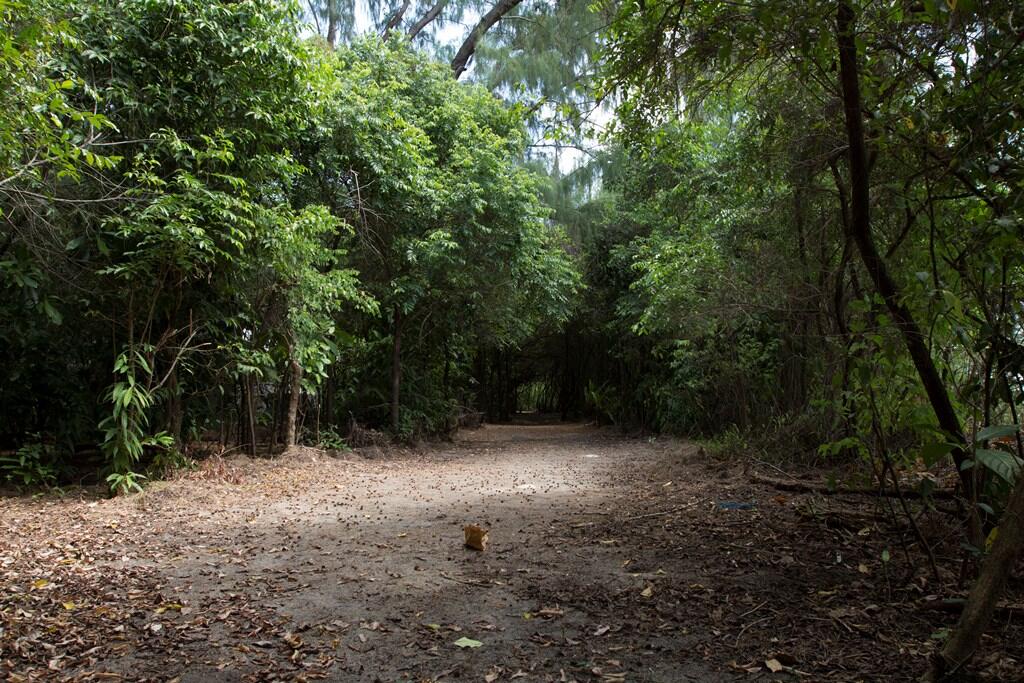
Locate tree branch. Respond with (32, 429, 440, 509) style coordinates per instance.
(835, 0, 980, 537)
(408, 0, 447, 40)
(382, 0, 411, 39)
(451, 0, 524, 79)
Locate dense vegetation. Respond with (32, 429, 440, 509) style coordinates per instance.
(582, 2, 1024, 675)
(1, 0, 1022, 677)
(0, 0, 577, 488)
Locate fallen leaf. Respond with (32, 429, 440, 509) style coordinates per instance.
(765, 658, 784, 673)
(155, 602, 182, 614)
(454, 637, 483, 648)
(464, 524, 489, 551)
(640, 585, 653, 598)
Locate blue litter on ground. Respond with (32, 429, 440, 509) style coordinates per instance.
(716, 501, 756, 510)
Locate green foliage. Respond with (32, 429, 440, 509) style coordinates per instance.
(701, 425, 753, 461)
(316, 427, 350, 451)
(584, 0, 1024, 521)
(295, 38, 579, 432)
(148, 448, 195, 478)
(967, 449, 1021, 487)
(0, 0, 113, 191)
(99, 350, 173, 474)
(106, 470, 147, 496)
(0, 440, 59, 489)
(0, 0, 580, 481)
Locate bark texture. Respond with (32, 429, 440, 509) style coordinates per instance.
(929, 475, 1024, 679)
(284, 351, 303, 446)
(451, 0, 524, 78)
(408, 0, 447, 39)
(390, 307, 403, 432)
(382, 0, 410, 38)
(326, 7, 338, 48)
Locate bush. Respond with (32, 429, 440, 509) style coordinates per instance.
(0, 440, 60, 489)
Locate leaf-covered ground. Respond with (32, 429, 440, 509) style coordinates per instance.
(2, 423, 1021, 682)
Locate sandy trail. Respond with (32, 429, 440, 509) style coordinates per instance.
(6, 421, 1010, 682)
(4, 423, 730, 682)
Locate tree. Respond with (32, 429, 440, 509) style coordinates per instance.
(596, 0, 1024, 675)
(294, 38, 578, 434)
(1, 0, 372, 468)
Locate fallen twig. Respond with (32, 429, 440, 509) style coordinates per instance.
(751, 472, 956, 500)
(735, 616, 772, 646)
(439, 572, 487, 586)
(621, 502, 700, 521)
(914, 599, 1024, 615)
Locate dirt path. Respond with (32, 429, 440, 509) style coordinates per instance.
(2, 423, 1020, 681)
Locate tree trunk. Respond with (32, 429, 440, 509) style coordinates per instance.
(505, 352, 515, 418)
(390, 306, 403, 432)
(235, 380, 244, 448)
(165, 365, 183, 449)
(450, 0, 524, 78)
(381, 0, 410, 38)
(246, 375, 257, 457)
(929, 475, 1024, 680)
(835, 0, 980, 543)
(560, 331, 571, 421)
(474, 349, 487, 416)
(408, 0, 447, 39)
(270, 379, 284, 452)
(324, 369, 335, 430)
(443, 342, 451, 401)
(284, 347, 302, 447)
(326, 4, 338, 48)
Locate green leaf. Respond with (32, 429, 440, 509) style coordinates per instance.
(42, 299, 62, 325)
(975, 425, 1019, 443)
(453, 637, 483, 648)
(973, 449, 1022, 484)
(920, 441, 954, 466)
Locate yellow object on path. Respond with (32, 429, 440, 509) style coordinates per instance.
(464, 524, 489, 551)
